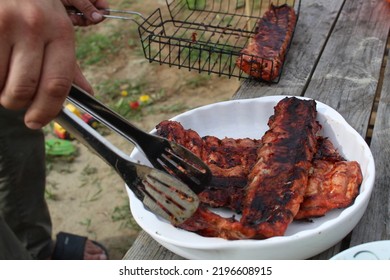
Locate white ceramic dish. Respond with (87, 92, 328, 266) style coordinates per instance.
(127, 95, 375, 259)
(331, 240, 390, 260)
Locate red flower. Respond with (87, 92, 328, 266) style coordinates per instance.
(129, 101, 140, 109)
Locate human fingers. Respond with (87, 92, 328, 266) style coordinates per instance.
(0, 3, 47, 111)
(23, 28, 76, 129)
(0, 39, 44, 110)
(63, 0, 109, 25)
(0, 1, 78, 129)
(0, 26, 12, 94)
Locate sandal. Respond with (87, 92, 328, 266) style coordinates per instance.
(52, 232, 109, 260)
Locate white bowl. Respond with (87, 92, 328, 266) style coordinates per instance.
(127, 95, 375, 259)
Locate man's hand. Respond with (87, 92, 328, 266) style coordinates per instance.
(0, 0, 108, 130)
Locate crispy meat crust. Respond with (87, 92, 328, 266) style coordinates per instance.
(155, 98, 363, 239)
(156, 120, 261, 209)
(239, 97, 320, 238)
(295, 137, 363, 219)
(236, 4, 297, 81)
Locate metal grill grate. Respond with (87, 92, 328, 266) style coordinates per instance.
(138, 0, 300, 82)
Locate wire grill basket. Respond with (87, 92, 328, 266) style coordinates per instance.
(138, 0, 300, 82)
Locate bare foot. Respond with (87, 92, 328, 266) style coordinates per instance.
(84, 239, 108, 260)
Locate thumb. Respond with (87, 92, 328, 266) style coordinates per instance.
(73, 64, 94, 95)
(68, 0, 104, 23)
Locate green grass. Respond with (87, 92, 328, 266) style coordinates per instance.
(186, 0, 206, 10)
(79, 218, 93, 233)
(45, 181, 59, 201)
(76, 32, 114, 65)
(96, 79, 146, 103)
(185, 74, 211, 88)
(112, 203, 141, 230)
(93, 78, 189, 122)
(81, 164, 98, 176)
(82, 186, 103, 203)
(75, 25, 138, 66)
(94, 79, 149, 120)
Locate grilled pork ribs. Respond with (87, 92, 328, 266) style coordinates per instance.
(236, 4, 297, 81)
(156, 97, 363, 239)
(157, 120, 261, 210)
(295, 137, 363, 219)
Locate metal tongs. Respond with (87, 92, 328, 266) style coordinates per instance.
(56, 104, 200, 225)
(55, 85, 212, 224)
(67, 85, 211, 194)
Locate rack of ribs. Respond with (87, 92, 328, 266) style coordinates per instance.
(238, 97, 320, 238)
(236, 4, 297, 81)
(156, 120, 262, 210)
(155, 97, 362, 239)
(295, 137, 363, 219)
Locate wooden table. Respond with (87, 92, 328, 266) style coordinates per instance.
(123, 0, 390, 260)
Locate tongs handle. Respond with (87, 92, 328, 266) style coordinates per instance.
(56, 107, 145, 199)
(67, 85, 157, 154)
(66, 7, 145, 23)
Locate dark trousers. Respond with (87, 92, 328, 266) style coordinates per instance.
(0, 107, 52, 259)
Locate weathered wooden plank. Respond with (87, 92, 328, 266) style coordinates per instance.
(233, 0, 344, 99)
(307, 0, 390, 260)
(349, 39, 390, 247)
(123, 230, 184, 260)
(304, 0, 390, 135)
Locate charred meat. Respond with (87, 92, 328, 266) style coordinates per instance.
(295, 137, 363, 219)
(236, 4, 297, 81)
(156, 120, 261, 210)
(155, 98, 363, 239)
(239, 97, 320, 238)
